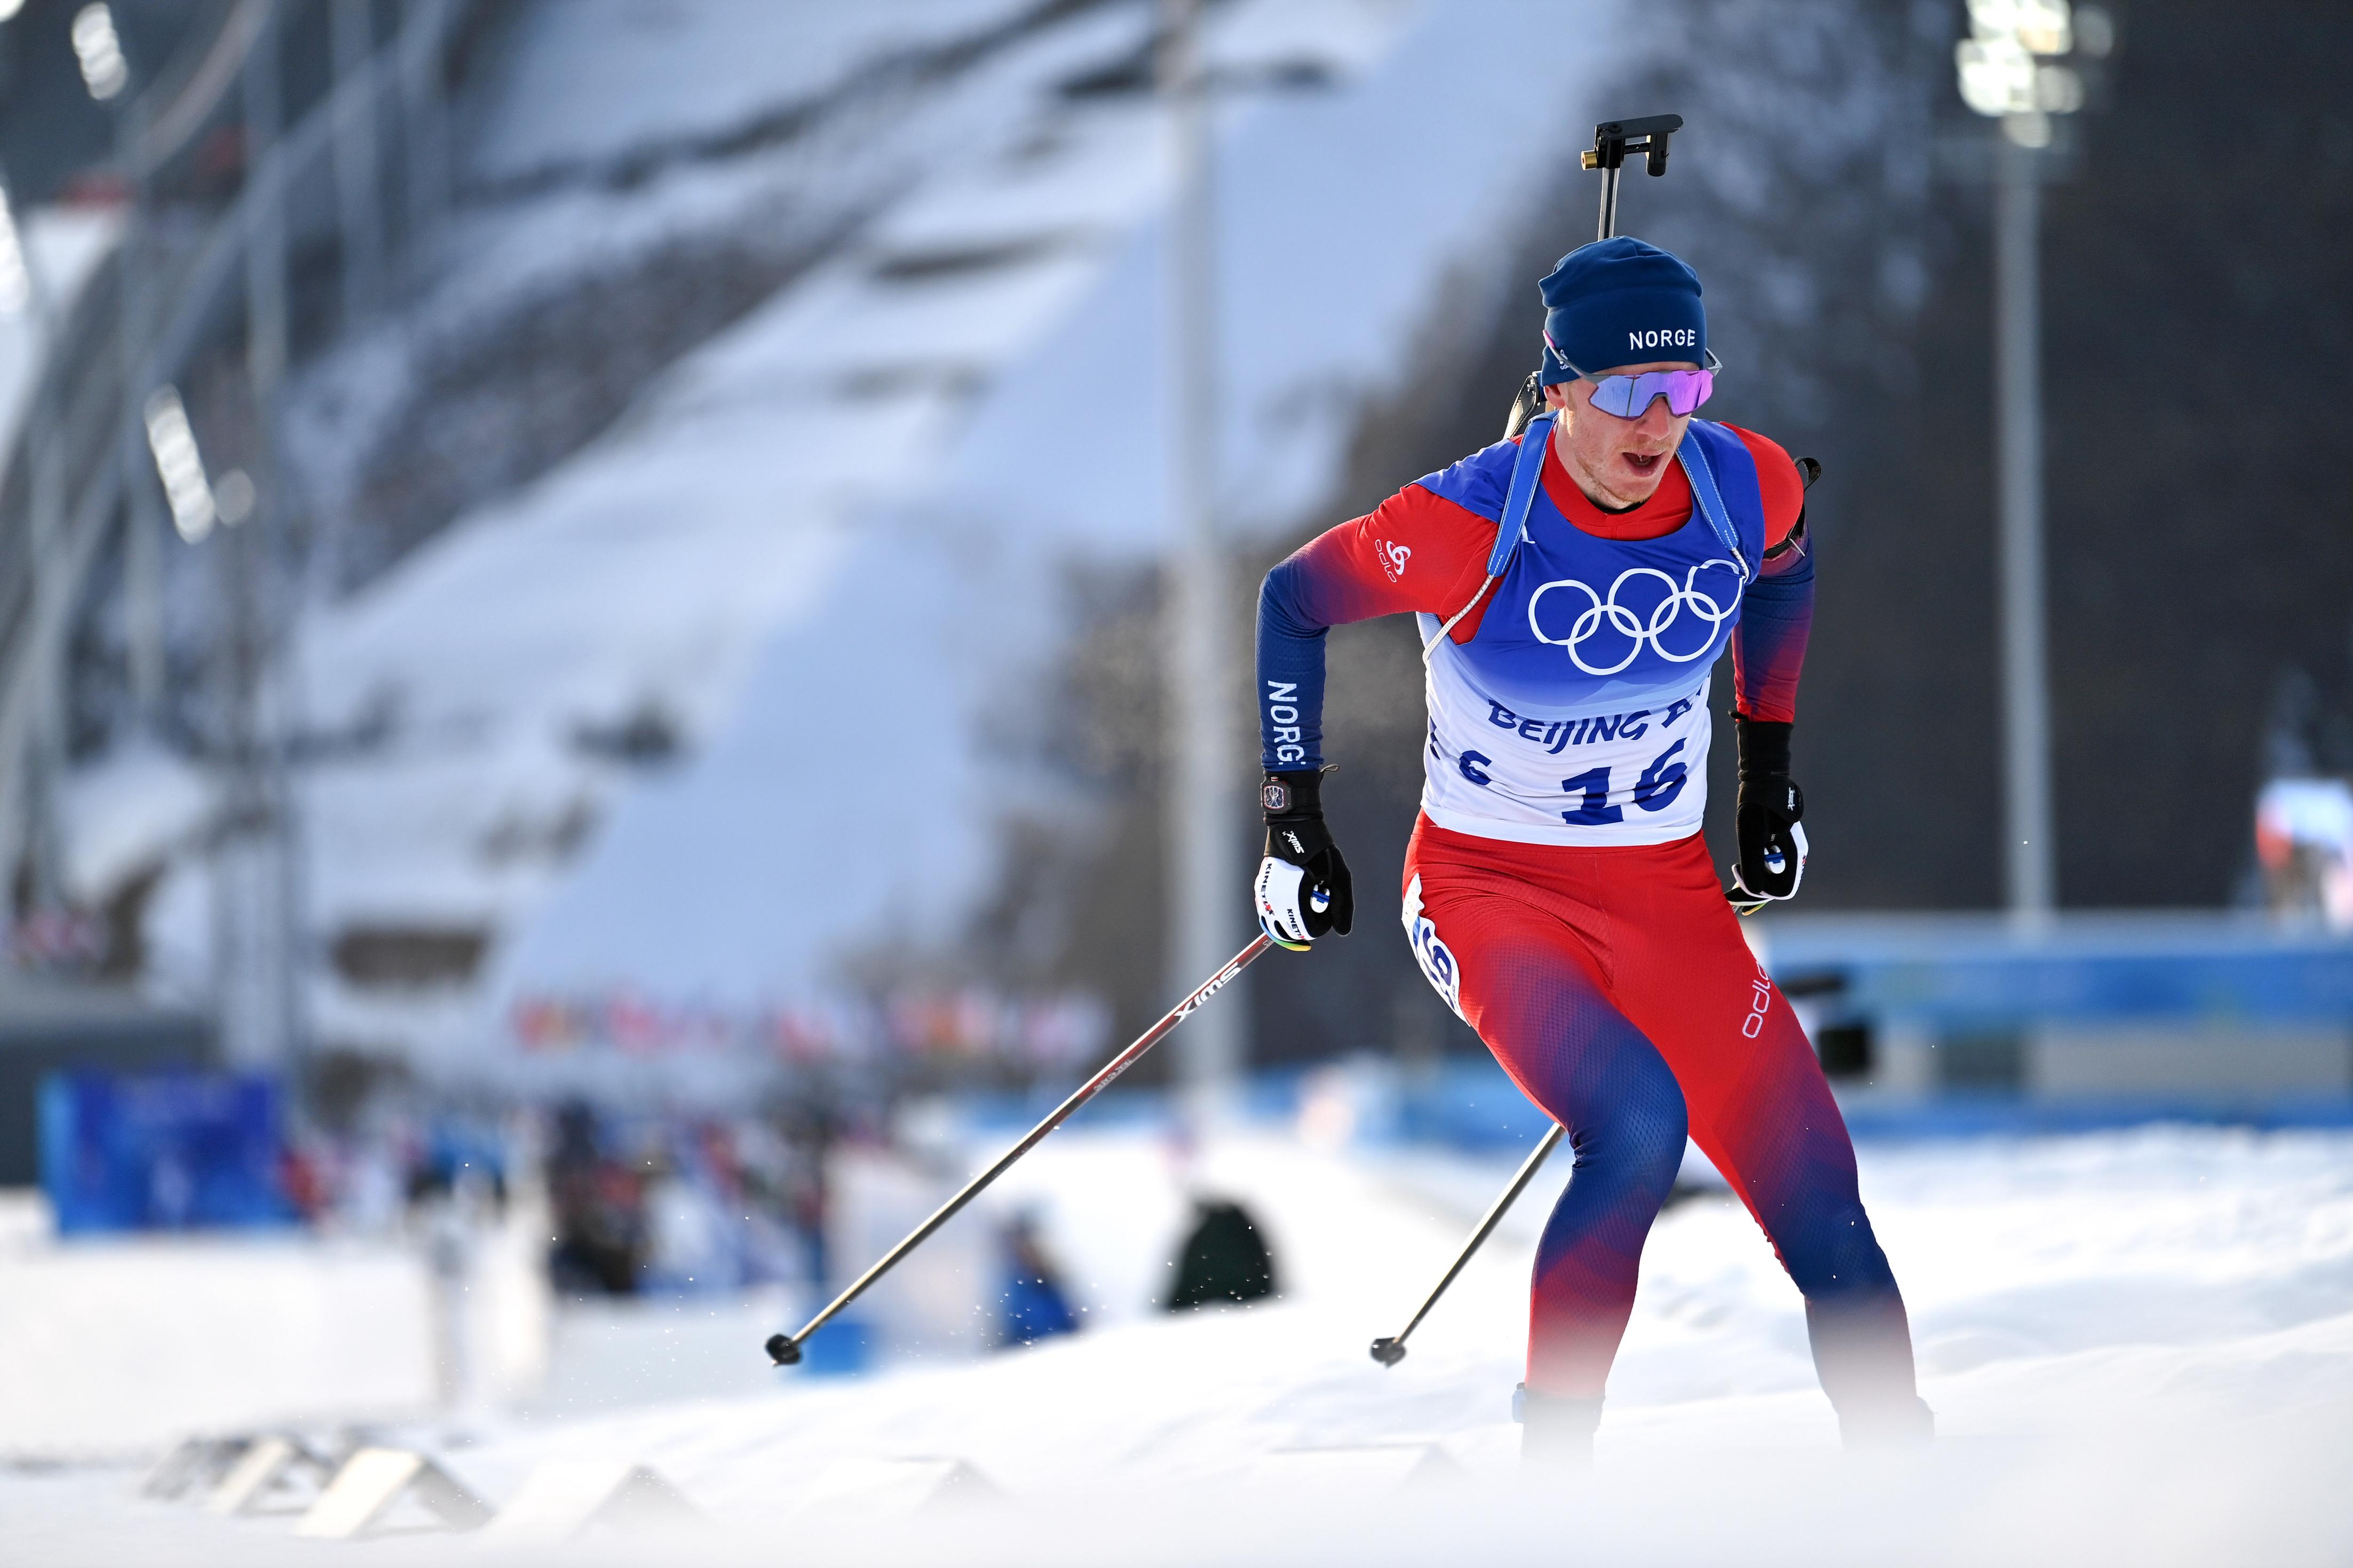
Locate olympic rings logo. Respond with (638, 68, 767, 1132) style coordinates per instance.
(1526, 559, 1742, 676)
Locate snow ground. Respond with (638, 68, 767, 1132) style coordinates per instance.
(4, 1124, 2348, 1565)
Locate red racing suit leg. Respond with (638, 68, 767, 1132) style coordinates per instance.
(1402, 816, 1919, 1422)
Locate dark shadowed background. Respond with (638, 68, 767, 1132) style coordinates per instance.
(999, 0, 2353, 1065)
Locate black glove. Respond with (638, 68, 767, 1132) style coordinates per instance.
(1729, 716, 1808, 915)
(1253, 769, 1353, 948)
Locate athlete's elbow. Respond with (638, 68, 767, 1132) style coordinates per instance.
(1258, 558, 1329, 640)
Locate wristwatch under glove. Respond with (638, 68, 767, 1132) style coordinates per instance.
(1254, 769, 1354, 949)
(1729, 716, 1808, 915)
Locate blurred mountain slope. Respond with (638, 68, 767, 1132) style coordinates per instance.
(101, 0, 1626, 1086)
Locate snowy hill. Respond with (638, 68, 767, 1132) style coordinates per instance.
(97, 0, 1631, 1081)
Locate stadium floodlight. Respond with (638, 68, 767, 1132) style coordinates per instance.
(0, 0, 26, 23)
(1960, 0, 2088, 143)
(1956, 34, 2038, 117)
(0, 185, 28, 315)
(1966, 0, 2072, 56)
(142, 385, 218, 542)
(1954, 0, 2114, 922)
(72, 3, 128, 100)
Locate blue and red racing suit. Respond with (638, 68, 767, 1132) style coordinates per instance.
(1258, 418, 1919, 1423)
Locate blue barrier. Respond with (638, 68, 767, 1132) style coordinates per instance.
(38, 1071, 294, 1234)
(1752, 912, 2353, 1029)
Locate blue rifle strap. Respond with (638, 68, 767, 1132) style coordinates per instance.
(1485, 412, 1554, 577)
(1675, 426, 1754, 582)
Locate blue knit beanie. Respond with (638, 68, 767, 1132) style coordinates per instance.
(1538, 236, 1706, 384)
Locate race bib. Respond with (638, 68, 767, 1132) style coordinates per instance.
(1417, 647, 1714, 846)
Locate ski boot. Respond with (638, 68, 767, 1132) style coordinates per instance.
(1512, 1382, 1604, 1463)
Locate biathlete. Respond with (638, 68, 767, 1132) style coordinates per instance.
(1250, 236, 1930, 1458)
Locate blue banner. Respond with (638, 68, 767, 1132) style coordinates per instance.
(39, 1072, 294, 1235)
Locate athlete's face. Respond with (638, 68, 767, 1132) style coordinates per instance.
(1543, 360, 1698, 509)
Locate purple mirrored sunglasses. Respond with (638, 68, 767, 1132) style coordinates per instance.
(1548, 339, 1723, 418)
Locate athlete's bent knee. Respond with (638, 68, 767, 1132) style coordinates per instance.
(1570, 1081, 1687, 1199)
(1783, 1200, 1899, 1304)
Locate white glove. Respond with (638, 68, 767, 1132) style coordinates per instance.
(1255, 856, 1333, 951)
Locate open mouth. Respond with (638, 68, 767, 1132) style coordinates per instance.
(1621, 450, 1665, 477)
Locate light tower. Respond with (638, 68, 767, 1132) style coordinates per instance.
(1953, 0, 2114, 921)
(1161, 0, 1241, 1123)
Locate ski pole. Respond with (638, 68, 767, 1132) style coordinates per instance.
(1369, 1121, 1565, 1367)
(766, 933, 1278, 1366)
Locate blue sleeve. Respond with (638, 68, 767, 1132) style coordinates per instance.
(1257, 556, 1328, 772)
(1250, 463, 1510, 774)
(1732, 523, 1814, 722)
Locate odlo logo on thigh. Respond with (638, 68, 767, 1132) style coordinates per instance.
(1400, 874, 1466, 1021)
(1742, 961, 1773, 1039)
